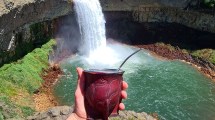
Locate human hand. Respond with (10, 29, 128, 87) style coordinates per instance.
(67, 67, 128, 120)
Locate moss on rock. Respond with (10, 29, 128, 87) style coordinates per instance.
(191, 49, 215, 64)
(0, 39, 55, 119)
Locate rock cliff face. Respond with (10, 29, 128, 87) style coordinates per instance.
(100, 0, 199, 11)
(132, 6, 215, 33)
(0, 0, 206, 50)
(0, 0, 72, 66)
(0, 0, 214, 65)
(0, 0, 72, 52)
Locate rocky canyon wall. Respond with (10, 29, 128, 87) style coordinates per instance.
(100, 0, 199, 11)
(0, 0, 214, 66)
(132, 6, 215, 33)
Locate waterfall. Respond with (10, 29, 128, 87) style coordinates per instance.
(73, 0, 127, 68)
(74, 0, 106, 55)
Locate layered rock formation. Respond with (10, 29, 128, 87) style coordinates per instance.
(100, 0, 199, 11)
(0, 0, 214, 66)
(0, 0, 73, 66)
(132, 6, 215, 33)
(0, 0, 72, 52)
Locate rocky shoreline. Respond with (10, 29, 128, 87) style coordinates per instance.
(137, 43, 215, 81)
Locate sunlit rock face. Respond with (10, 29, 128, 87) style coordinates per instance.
(0, 0, 72, 52)
(99, 0, 199, 11)
(0, 0, 214, 66)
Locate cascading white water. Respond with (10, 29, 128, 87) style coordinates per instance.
(74, 0, 106, 55)
(73, 0, 128, 68)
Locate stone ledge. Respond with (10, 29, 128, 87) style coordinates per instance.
(25, 106, 155, 120)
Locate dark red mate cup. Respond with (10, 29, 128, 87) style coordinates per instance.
(83, 69, 124, 120)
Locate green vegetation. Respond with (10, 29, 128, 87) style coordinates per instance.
(203, 0, 215, 8)
(0, 22, 51, 67)
(0, 39, 55, 119)
(0, 39, 55, 95)
(191, 49, 215, 64)
(20, 106, 35, 117)
(0, 113, 3, 120)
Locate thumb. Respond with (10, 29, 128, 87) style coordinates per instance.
(76, 67, 85, 94)
(77, 67, 84, 79)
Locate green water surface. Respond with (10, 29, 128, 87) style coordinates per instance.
(54, 47, 215, 120)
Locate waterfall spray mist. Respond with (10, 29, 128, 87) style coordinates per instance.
(49, 15, 81, 64)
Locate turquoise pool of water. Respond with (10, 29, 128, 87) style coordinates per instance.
(54, 46, 215, 120)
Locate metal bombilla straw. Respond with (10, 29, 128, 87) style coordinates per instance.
(118, 48, 142, 71)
